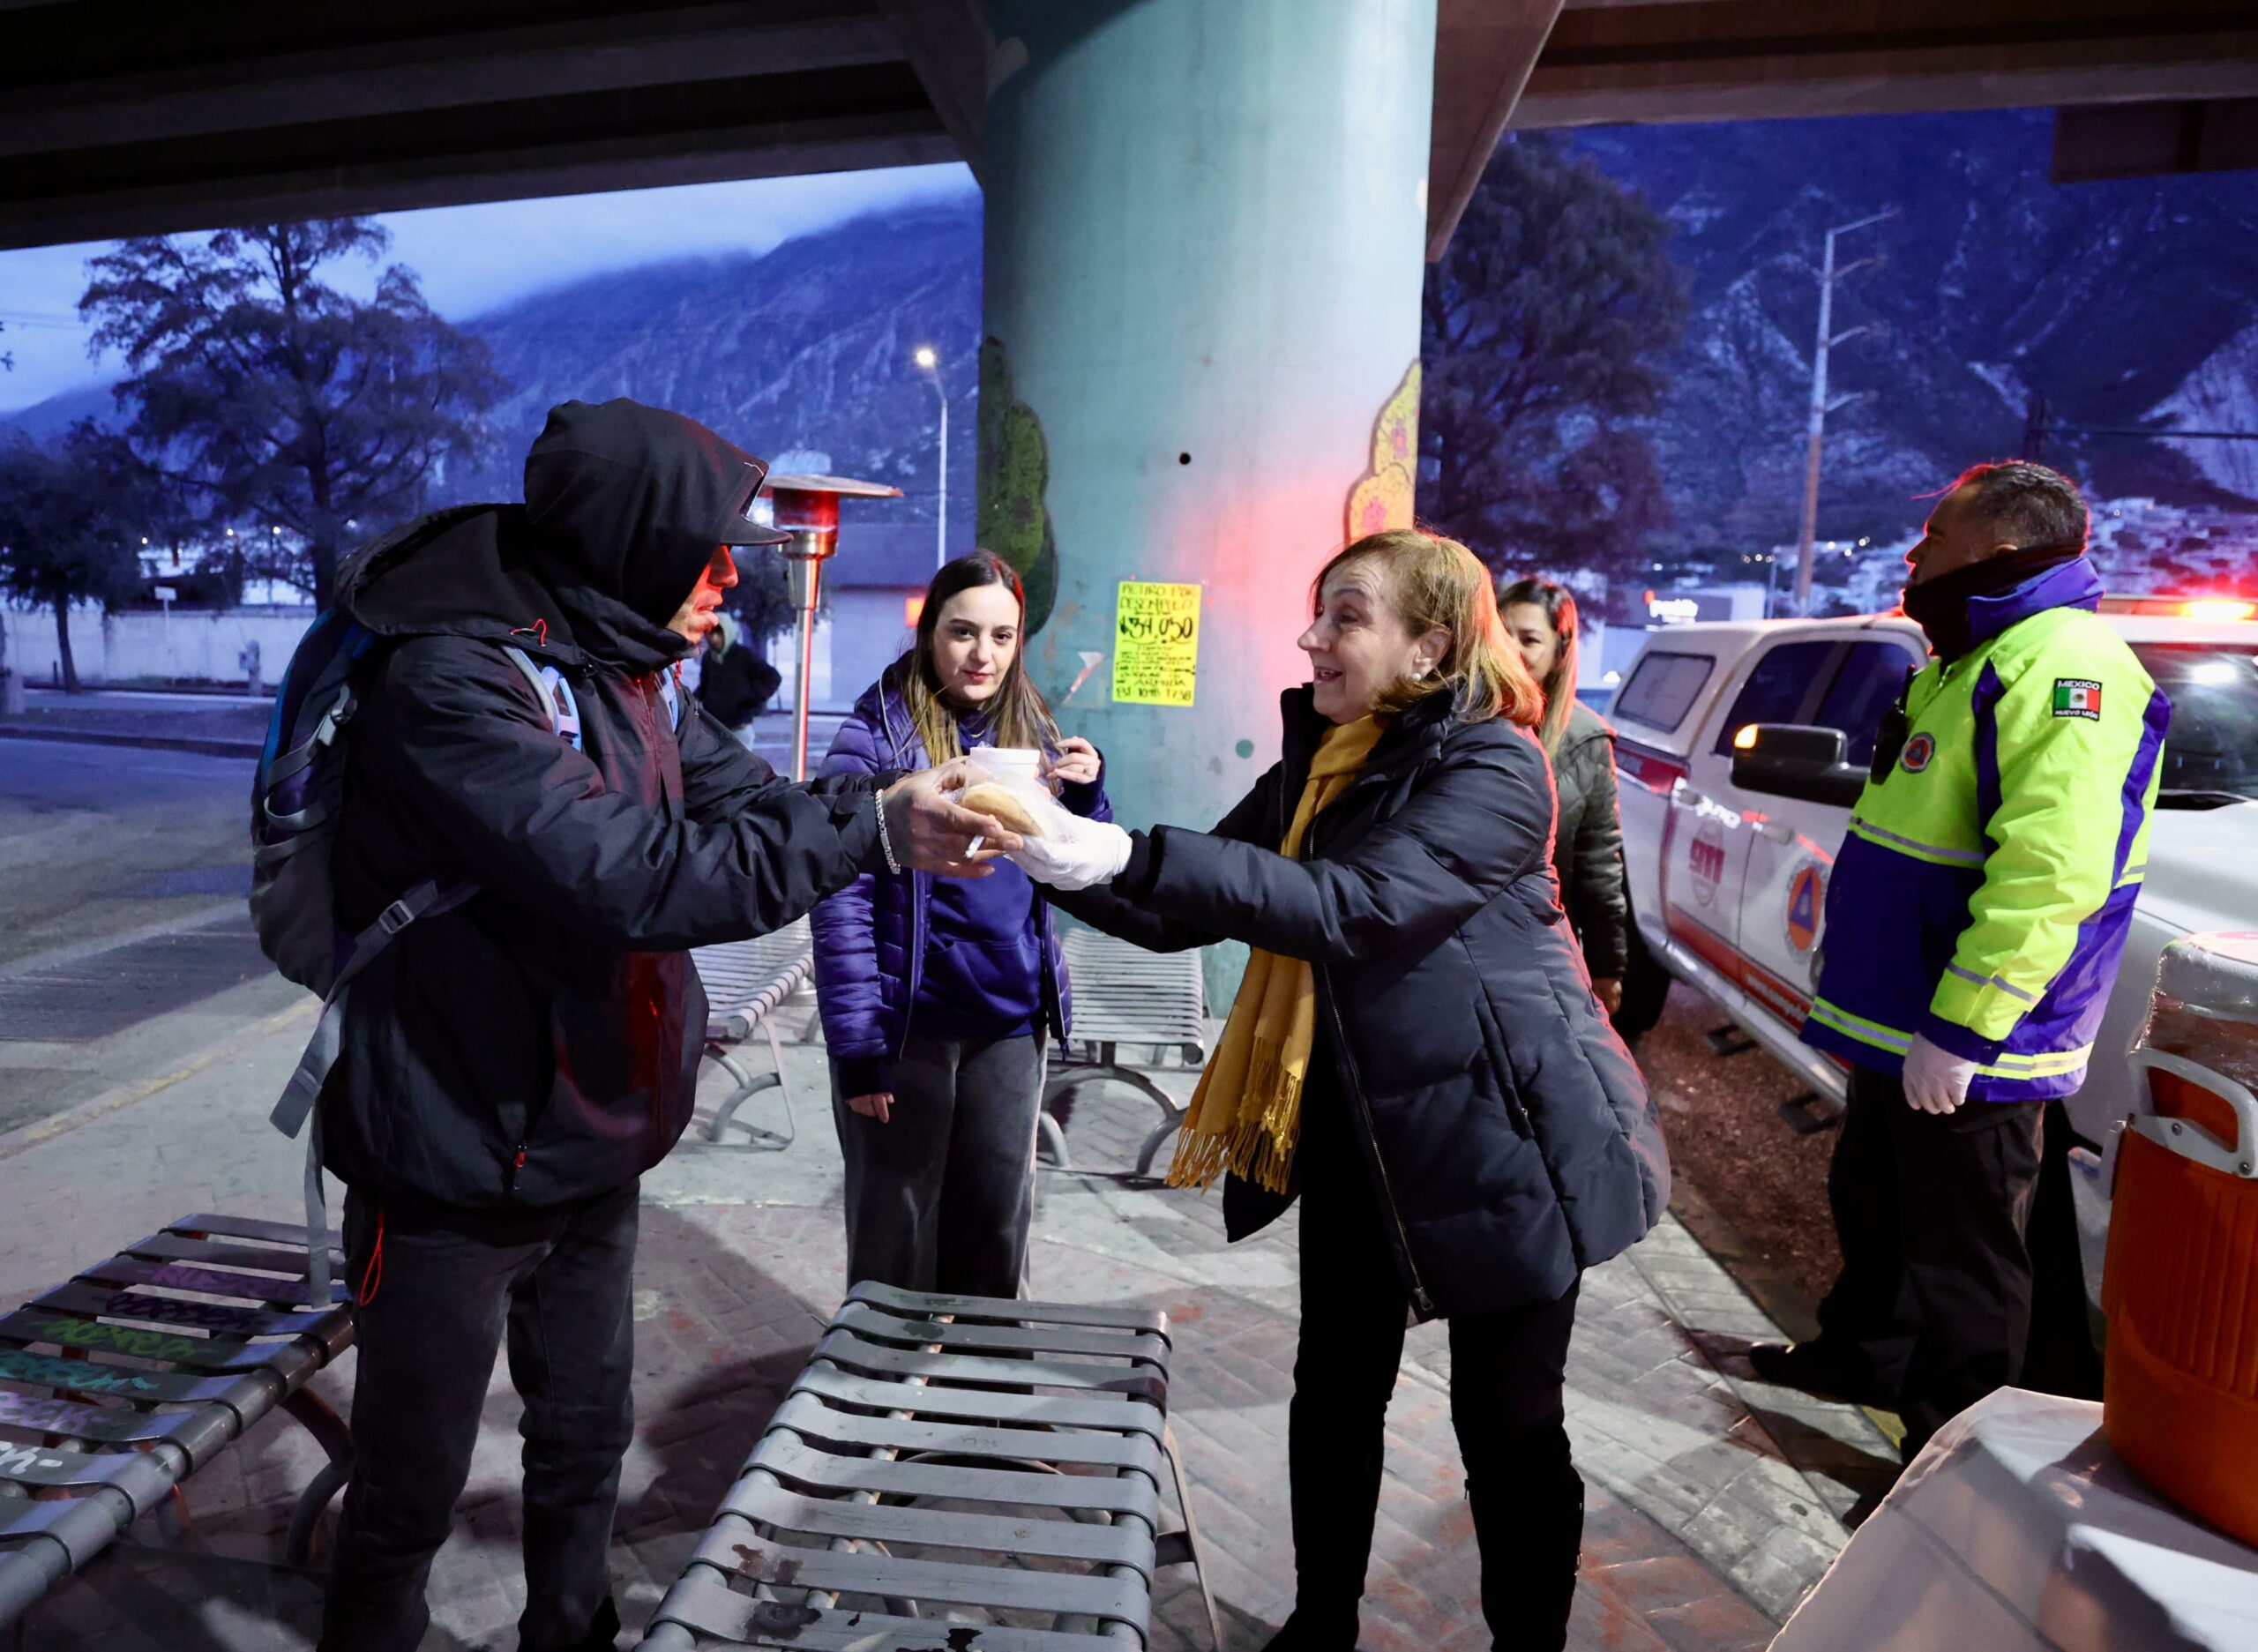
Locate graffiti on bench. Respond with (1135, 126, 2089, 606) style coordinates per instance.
(0, 1389, 153, 1441)
(31, 1318, 208, 1365)
(0, 1347, 161, 1397)
(0, 1440, 74, 1478)
(83, 1290, 273, 1336)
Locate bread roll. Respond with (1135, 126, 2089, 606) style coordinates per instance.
(960, 781, 1047, 839)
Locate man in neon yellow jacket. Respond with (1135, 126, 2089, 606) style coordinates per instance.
(1756, 460, 2168, 1458)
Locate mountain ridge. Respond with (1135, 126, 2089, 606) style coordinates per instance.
(6, 116, 2252, 582)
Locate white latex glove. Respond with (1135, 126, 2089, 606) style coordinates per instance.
(1903, 1032, 1978, 1115)
(1011, 819, 1133, 893)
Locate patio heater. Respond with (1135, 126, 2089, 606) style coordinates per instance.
(762, 472, 902, 781)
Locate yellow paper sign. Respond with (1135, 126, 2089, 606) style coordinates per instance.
(1111, 582, 1201, 707)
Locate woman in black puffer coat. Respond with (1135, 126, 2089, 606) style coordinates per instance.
(1013, 529, 1671, 1652)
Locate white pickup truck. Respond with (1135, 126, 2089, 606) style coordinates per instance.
(1610, 597, 2258, 1293)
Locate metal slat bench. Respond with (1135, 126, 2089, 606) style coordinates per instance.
(692, 919, 815, 1149)
(642, 1281, 1223, 1651)
(1043, 930, 1209, 1179)
(0, 1213, 355, 1633)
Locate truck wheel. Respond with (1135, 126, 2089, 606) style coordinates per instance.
(1614, 918, 1671, 1040)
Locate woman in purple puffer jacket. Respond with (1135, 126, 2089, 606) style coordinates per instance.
(811, 551, 1110, 1297)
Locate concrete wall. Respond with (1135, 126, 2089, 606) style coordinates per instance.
(2, 604, 315, 686)
(0, 594, 912, 711)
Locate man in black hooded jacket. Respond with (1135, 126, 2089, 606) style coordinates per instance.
(314, 399, 1013, 1652)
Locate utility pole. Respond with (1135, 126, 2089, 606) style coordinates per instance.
(1792, 207, 1896, 618)
(914, 347, 948, 568)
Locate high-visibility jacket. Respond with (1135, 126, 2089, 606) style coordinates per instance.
(1802, 558, 2170, 1102)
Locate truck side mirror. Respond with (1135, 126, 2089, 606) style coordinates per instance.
(1731, 723, 1867, 808)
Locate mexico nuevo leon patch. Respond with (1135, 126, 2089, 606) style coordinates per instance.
(2052, 678, 2103, 721)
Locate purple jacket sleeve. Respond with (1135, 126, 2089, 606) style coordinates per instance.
(1058, 751, 1114, 826)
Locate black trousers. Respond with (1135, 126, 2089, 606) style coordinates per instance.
(832, 1032, 1044, 1297)
(1288, 1101, 1582, 1651)
(319, 1181, 639, 1652)
(1813, 1066, 2045, 1456)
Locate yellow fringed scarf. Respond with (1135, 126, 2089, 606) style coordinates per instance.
(1165, 714, 1387, 1193)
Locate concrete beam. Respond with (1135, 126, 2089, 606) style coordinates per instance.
(875, 0, 991, 182)
(0, 4, 901, 158)
(2052, 97, 2258, 181)
(0, 65, 952, 253)
(1426, 0, 1566, 260)
(1515, 0, 2258, 129)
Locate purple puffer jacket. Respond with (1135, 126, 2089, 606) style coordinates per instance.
(811, 658, 1111, 1095)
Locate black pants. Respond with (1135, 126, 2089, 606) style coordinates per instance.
(832, 1032, 1044, 1297)
(1813, 1066, 2045, 1456)
(1288, 1103, 1582, 1650)
(319, 1182, 639, 1652)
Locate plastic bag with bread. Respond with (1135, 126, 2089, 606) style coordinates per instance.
(955, 752, 1078, 843)
(958, 781, 1050, 839)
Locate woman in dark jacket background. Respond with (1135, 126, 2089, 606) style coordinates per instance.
(812, 551, 1110, 1298)
(1499, 577, 1628, 1016)
(1012, 529, 1670, 1652)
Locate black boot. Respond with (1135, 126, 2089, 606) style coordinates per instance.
(1749, 1339, 1893, 1408)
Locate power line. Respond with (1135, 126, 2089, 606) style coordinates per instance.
(2023, 398, 2258, 458)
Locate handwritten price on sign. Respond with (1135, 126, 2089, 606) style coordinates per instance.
(1112, 583, 1201, 707)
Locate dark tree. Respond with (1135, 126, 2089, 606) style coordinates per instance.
(80, 218, 504, 608)
(1422, 134, 1687, 577)
(727, 547, 797, 649)
(0, 427, 161, 691)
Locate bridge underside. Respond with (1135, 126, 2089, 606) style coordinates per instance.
(4, 1, 2253, 254)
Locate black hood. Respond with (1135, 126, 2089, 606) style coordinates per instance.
(523, 398, 789, 662)
(340, 400, 789, 677)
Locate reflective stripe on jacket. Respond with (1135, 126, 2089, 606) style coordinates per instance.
(1801, 558, 2170, 1102)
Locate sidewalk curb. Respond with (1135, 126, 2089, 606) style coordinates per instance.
(0, 998, 315, 1164)
(0, 724, 265, 759)
(1668, 1177, 1822, 1342)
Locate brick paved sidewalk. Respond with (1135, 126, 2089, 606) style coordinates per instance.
(0, 989, 1897, 1650)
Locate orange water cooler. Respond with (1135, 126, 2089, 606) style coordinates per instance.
(2102, 930, 2258, 1545)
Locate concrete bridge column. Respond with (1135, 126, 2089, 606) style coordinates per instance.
(978, 0, 1438, 861)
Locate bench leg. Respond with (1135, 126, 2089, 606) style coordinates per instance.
(1043, 1065, 1187, 1181)
(762, 1016, 799, 1148)
(1036, 1105, 1074, 1172)
(282, 1387, 353, 1569)
(1159, 1421, 1227, 1652)
(705, 1046, 792, 1150)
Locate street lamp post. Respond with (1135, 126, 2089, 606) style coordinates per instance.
(1791, 207, 1897, 618)
(914, 346, 947, 569)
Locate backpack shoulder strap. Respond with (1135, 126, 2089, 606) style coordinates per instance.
(502, 644, 582, 751)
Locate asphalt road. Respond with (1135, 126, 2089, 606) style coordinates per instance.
(0, 736, 257, 973)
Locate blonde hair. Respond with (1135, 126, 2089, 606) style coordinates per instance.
(1497, 576, 1579, 757)
(1313, 528, 1543, 728)
(905, 549, 1061, 764)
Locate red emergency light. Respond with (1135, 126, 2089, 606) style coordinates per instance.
(2097, 595, 2258, 622)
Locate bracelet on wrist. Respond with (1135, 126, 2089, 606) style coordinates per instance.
(875, 789, 903, 876)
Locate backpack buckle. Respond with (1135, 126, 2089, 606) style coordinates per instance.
(378, 899, 418, 935)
